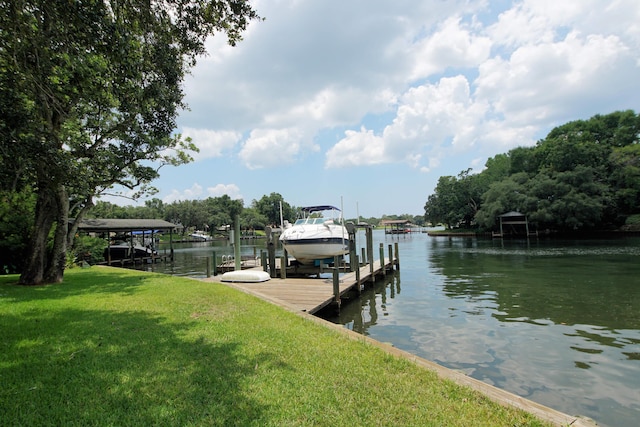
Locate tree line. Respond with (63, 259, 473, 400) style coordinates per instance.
(424, 110, 640, 233)
(87, 193, 425, 234)
(1, 188, 424, 274)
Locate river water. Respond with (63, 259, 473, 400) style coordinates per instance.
(143, 231, 640, 427)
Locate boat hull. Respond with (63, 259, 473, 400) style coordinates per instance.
(280, 237, 348, 264)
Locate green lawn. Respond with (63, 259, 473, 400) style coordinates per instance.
(0, 267, 549, 426)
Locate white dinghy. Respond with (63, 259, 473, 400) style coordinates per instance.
(220, 270, 271, 283)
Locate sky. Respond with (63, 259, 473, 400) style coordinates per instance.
(107, 0, 640, 218)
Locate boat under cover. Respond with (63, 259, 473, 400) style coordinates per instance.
(279, 205, 349, 264)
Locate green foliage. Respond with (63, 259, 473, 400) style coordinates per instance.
(252, 192, 296, 225)
(427, 110, 640, 233)
(69, 235, 108, 266)
(0, 0, 260, 284)
(0, 189, 35, 274)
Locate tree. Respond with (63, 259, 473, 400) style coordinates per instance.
(252, 193, 295, 225)
(0, 0, 259, 284)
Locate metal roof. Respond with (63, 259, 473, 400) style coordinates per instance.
(74, 218, 181, 232)
(499, 211, 525, 218)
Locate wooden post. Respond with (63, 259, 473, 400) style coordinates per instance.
(268, 240, 276, 278)
(366, 226, 374, 264)
(280, 256, 287, 279)
(261, 250, 268, 272)
(388, 244, 393, 272)
(379, 243, 386, 277)
(332, 256, 340, 309)
(355, 254, 361, 295)
(211, 251, 217, 276)
(394, 242, 400, 270)
(206, 256, 211, 278)
(361, 248, 366, 266)
(234, 215, 241, 271)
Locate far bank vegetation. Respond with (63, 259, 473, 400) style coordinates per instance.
(424, 110, 640, 234)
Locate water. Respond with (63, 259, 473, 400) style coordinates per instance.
(323, 231, 640, 427)
(136, 231, 640, 427)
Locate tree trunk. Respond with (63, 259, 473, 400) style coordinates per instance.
(19, 186, 57, 285)
(44, 185, 69, 284)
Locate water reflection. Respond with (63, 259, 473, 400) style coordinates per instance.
(321, 272, 401, 335)
(322, 233, 640, 427)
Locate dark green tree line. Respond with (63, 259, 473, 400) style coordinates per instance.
(425, 110, 640, 232)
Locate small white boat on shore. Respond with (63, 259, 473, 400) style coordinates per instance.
(279, 205, 349, 264)
(220, 270, 271, 283)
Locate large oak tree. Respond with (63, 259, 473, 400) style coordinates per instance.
(0, 0, 259, 285)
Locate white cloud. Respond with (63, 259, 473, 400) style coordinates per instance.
(181, 128, 241, 160)
(411, 16, 492, 80)
(206, 183, 243, 200)
(475, 30, 637, 126)
(238, 127, 312, 169)
(163, 183, 204, 204)
(325, 126, 385, 168)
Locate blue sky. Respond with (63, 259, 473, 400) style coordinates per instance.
(105, 0, 640, 218)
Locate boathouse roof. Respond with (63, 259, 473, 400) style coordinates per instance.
(379, 219, 411, 225)
(74, 218, 181, 232)
(499, 211, 525, 218)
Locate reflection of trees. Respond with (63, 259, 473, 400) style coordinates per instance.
(428, 237, 640, 335)
(321, 272, 400, 336)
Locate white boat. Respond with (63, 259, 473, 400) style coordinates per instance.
(103, 240, 157, 260)
(190, 231, 213, 241)
(279, 205, 349, 264)
(220, 270, 271, 283)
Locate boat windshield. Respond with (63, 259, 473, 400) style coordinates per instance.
(294, 217, 332, 225)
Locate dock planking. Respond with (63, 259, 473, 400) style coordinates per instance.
(207, 258, 395, 314)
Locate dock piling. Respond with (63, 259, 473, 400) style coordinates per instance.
(355, 255, 362, 294)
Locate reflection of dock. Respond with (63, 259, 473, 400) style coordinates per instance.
(205, 256, 397, 314)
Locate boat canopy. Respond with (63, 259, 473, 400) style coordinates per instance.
(301, 205, 340, 212)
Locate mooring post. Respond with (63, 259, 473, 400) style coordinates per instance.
(355, 254, 362, 295)
(212, 251, 217, 276)
(268, 243, 276, 277)
(206, 256, 211, 278)
(347, 222, 356, 272)
(234, 215, 241, 271)
(394, 242, 400, 270)
(366, 226, 374, 264)
(332, 256, 340, 309)
(388, 244, 393, 272)
(260, 250, 268, 272)
(379, 243, 386, 277)
(361, 248, 366, 266)
(280, 255, 287, 279)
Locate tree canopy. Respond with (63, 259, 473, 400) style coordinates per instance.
(0, 0, 259, 284)
(425, 111, 640, 233)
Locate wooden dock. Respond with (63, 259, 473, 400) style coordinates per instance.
(204, 257, 396, 314)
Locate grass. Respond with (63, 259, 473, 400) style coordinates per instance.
(0, 267, 549, 426)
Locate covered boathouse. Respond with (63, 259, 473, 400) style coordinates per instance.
(380, 219, 413, 234)
(493, 211, 537, 238)
(74, 218, 181, 264)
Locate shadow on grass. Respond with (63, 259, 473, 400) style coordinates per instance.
(0, 306, 275, 425)
(0, 268, 171, 302)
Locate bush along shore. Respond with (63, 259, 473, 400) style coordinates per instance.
(1, 267, 559, 426)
